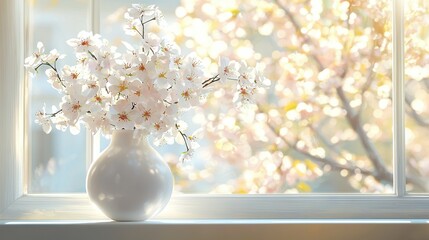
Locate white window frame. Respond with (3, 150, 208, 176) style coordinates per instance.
(2, 0, 429, 223)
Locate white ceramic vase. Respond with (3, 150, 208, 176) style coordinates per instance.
(86, 130, 174, 221)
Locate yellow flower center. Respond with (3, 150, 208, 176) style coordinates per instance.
(181, 90, 191, 100)
(119, 82, 128, 92)
(158, 72, 167, 79)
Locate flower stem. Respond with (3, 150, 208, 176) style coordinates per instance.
(142, 17, 156, 25)
(202, 74, 219, 85)
(42, 61, 67, 88)
(34, 62, 45, 72)
(46, 109, 62, 117)
(176, 124, 190, 152)
(88, 51, 97, 60)
(140, 16, 145, 39)
(202, 76, 221, 88)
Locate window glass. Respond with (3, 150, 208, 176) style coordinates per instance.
(29, 0, 89, 193)
(405, 0, 429, 193)
(30, 0, 396, 194)
(102, 0, 394, 193)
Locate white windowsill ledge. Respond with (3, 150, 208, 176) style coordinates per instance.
(2, 195, 429, 239)
(4, 194, 429, 220)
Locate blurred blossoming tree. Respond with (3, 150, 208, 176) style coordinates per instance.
(169, 0, 429, 193)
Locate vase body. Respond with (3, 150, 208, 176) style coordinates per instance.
(86, 130, 174, 221)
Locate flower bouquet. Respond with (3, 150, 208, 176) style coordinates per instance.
(25, 4, 270, 162)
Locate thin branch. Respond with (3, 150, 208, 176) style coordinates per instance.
(34, 62, 45, 72)
(142, 17, 156, 25)
(265, 120, 374, 176)
(331, 8, 391, 182)
(46, 109, 62, 117)
(88, 51, 98, 61)
(133, 27, 144, 39)
(202, 75, 221, 88)
(202, 76, 238, 88)
(138, 17, 155, 41)
(267, 119, 426, 189)
(202, 74, 219, 85)
(176, 124, 190, 152)
(140, 16, 145, 40)
(202, 78, 220, 88)
(163, 99, 178, 105)
(336, 86, 390, 180)
(405, 93, 429, 127)
(44, 61, 67, 88)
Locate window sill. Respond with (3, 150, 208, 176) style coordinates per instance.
(3, 194, 429, 220)
(2, 195, 429, 239)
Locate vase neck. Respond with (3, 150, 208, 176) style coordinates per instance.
(110, 130, 148, 147)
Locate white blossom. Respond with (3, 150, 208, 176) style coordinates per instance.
(26, 4, 268, 162)
(35, 109, 52, 134)
(108, 76, 134, 96)
(173, 81, 201, 110)
(43, 49, 65, 63)
(66, 31, 102, 53)
(218, 57, 240, 82)
(142, 33, 161, 53)
(110, 99, 136, 129)
(159, 39, 181, 56)
(83, 111, 111, 135)
(179, 149, 194, 163)
(254, 65, 271, 88)
(126, 4, 157, 19)
(62, 65, 83, 85)
(133, 53, 150, 81)
(24, 42, 45, 69)
(45, 68, 63, 91)
(123, 18, 141, 36)
(154, 7, 166, 26)
(60, 84, 89, 125)
(238, 61, 256, 87)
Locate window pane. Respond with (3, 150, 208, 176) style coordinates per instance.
(100, 0, 393, 193)
(29, 0, 90, 193)
(405, 0, 429, 193)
